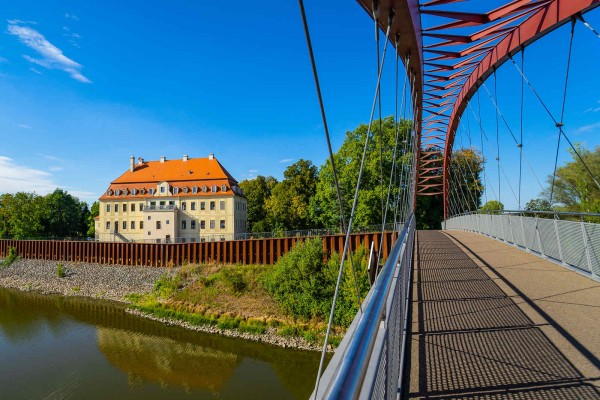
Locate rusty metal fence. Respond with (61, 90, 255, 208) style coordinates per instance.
(0, 232, 395, 267)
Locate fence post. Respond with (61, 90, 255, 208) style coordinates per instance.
(581, 221, 594, 275)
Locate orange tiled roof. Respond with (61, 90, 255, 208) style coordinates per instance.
(99, 156, 242, 201)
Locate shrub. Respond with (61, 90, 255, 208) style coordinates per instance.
(1, 247, 18, 267)
(56, 262, 67, 278)
(221, 266, 247, 294)
(153, 274, 182, 298)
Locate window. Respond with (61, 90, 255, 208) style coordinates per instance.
(191, 220, 196, 229)
(174, 187, 179, 195)
(220, 201, 225, 210)
(210, 201, 215, 210)
(115, 204, 119, 212)
(221, 185, 227, 192)
(200, 202, 205, 210)
(210, 220, 215, 229)
(148, 231, 151, 236)
(147, 216, 151, 220)
(201, 238, 206, 243)
(132, 188, 137, 195)
(131, 203, 136, 212)
(191, 238, 196, 243)
(149, 188, 155, 195)
(131, 221, 135, 229)
(115, 189, 120, 196)
(191, 202, 196, 210)
(140, 189, 145, 194)
(183, 187, 188, 193)
(123, 221, 127, 230)
(139, 203, 144, 211)
(156, 221, 161, 229)
(211, 185, 217, 192)
(160, 186, 165, 193)
(166, 220, 170, 225)
(220, 220, 225, 229)
(181, 238, 186, 243)
(202, 185, 207, 193)
(114, 222, 118, 231)
(123, 204, 128, 212)
(181, 202, 187, 210)
(106, 221, 110, 229)
(200, 220, 206, 229)
(182, 220, 187, 229)
(106, 204, 110, 212)
(140, 221, 144, 229)
(192, 186, 198, 193)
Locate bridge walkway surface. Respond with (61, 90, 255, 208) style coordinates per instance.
(406, 230, 600, 399)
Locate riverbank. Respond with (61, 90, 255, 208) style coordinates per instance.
(0, 258, 327, 351)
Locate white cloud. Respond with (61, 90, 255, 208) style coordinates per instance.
(576, 122, 600, 134)
(279, 158, 293, 163)
(7, 22, 91, 83)
(0, 156, 56, 194)
(248, 169, 258, 173)
(49, 166, 63, 171)
(36, 153, 61, 161)
(6, 19, 36, 25)
(65, 13, 80, 21)
(29, 67, 42, 74)
(16, 123, 32, 129)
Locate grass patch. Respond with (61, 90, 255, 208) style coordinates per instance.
(56, 262, 68, 278)
(71, 287, 81, 292)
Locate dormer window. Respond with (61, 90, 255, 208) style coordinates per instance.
(173, 187, 179, 195)
(211, 185, 217, 193)
(131, 189, 137, 195)
(183, 186, 189, 193)
(202, 185, 207, 193)
(149, 188, 155, 195)
(115, 190, 120, 196)
(107, 190, 113, 196)
(160, 186, 165, 194)
(192, 186, 198, 194)
(221, 185, 227, 192)
(140, 189, 146, 195)
(122, 189, 128, 195)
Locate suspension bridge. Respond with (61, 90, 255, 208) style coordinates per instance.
(304, 1, 600, 399)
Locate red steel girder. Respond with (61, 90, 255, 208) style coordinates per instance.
(442, 0, 600, 219)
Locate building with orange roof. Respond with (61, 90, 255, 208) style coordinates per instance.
(96, 154, 247, 243)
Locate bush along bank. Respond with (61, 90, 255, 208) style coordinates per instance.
(127, 238, 372, 350)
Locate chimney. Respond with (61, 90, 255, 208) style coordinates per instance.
(130, 156, 135, 172)
(183, 155, 189, 162)
(208, 153, 214, 160)
(160, 156, 166, 163)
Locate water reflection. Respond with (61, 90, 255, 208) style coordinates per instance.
(0, 287, 322, 399)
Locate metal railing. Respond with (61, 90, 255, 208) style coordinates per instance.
(237, 223, 398, 240)
(313, 214, 415, 399)
(144, 204, 178, 211)
(444, 210, 600, 281)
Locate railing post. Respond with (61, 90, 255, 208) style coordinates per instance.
(536, 216, 546, 258)
(520, 214, 527, 251)
(581, 220, 594, 275)
(553, 217, 564, 263)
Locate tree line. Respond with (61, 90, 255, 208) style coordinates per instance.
(0, 189, 99, 239)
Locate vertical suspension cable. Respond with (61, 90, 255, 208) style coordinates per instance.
(477, 90, 488, 204)
(578, 14, 600, 40)
(551, 18, 576, 204)
(494, 69, 501, 205)
(313, 16, 393, 398)
(373, 1, 385, 237)
(519, 47, 524, 210)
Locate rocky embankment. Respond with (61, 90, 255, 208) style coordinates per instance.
(0, 258, 323, 351)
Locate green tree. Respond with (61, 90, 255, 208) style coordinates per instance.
(481, 200, 504, 213)
(239, 176, 278, 232)
(448, 147, 484, 212)
(42, 189, 87, 238)
(86, 201, 99, 237)
(524, 198, 552, 212)
(312, 116, 412, 229)
(546, 145, 600, 212)
(265, 159, 318, 230)
(0, 192, 45, 239)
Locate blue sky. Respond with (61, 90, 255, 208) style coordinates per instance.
(0, 1, 599, 210)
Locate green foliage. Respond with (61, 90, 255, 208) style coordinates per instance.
(0, 189, 92, 239)
(153, 274, 182, 298)
(1, 246, 18, 267)
(264, 237, 370, 326)
(545, 145, 600, 212)
(221, 266, 247, 294)
(238, 319, 267, 334)
(449, 148, 484, 211)
(525, 198, 553, 212)
(481, 200, 505, 213)
(55, 262, 67, 278)
(416, 195, 443, 230)
(239, 176, 278, 232)
(86, 201, 99, 237)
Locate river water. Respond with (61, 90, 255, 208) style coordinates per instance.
(0, 287, 322, 399)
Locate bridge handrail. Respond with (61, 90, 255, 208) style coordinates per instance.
(313, 214, 415, 399)
(452, 210, 600, 219)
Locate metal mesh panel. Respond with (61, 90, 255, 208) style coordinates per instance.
(537, 219, 561, 260)
(521, 217, 540, 253)
(501, 215, 511, 242)
(557, 220, 588, 271)
(372, 340, 387, 400)
(509, 216, 525, 247)
(584, 223, 600, 277)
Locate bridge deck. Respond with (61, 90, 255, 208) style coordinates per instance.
(407, 230, 600, 399)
